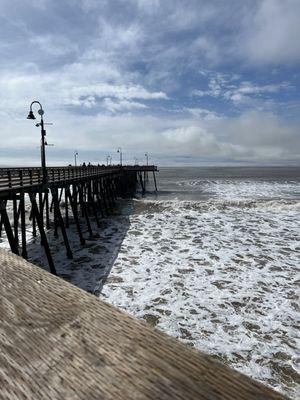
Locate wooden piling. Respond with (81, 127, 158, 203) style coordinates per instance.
(0, 200, 19, 255)
(20, 191, 27, 259)
(0, 213, 3, 237)
(45, 190, 50, 229)
(153, 171, 158, 191)
(66, 186, 85, 246)
(65, 187, 69, 228)
(139, 171, 146, 194)
(13, 197, 18, 244)
(29, 193, 56, 275)
(51, 188, 73, 259)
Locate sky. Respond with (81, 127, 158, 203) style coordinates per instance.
(0, 0, 299, 166)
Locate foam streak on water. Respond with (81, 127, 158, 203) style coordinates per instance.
(102, 175, 300, 399)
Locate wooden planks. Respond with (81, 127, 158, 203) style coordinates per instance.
(0, 250, 288, 400)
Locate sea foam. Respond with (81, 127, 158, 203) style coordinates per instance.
(102, 179, 300, 399)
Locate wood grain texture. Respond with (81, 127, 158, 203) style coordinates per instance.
(0, 250, 288, 400)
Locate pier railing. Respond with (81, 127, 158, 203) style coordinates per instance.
(0, 165, 157, 194)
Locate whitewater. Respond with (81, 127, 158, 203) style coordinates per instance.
(102, 167, 300, 399)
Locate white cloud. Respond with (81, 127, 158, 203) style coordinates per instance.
(223, 82, 291, 105)
(1, 108, 298, 165)
(185, 107, 222, 121)
(62, 82, 167, 107)
(224, 111, 300, 150)
(102, 98, 148, 113)
(0, 64, 167, 115)
(29, 34, 79, 57)
(239, 0, 300, 65)
(193, 72, 234, 98)
(193, 73, 291, 108)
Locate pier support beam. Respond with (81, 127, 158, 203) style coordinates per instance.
(153, 171, 158, 192)
(51, 188, 73, 259)
(20, 192, 27, 259)
(13, 198, 19, 245)
(0, 200, 19, 255)
(45, 191, 50, 229)
(138, 172, 146, 194)
(66, 186, 85, 246)
(29, 193, 56, 275)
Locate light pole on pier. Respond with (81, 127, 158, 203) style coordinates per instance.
(134, 157, 138, 165)
(145, 152, 149, 181)
(117, 148, 122, 166)
(27, 101, 47, 184)
(106, 154, 112, 166)
(74, 151, 78, 167)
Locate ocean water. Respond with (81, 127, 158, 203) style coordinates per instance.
(101, 167, 300, 399)
(0, 166, 299, 398)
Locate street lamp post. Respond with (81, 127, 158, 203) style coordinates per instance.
(74, 151, 78, 167)
(106, 154, 111, 166)
(117, 148, 122, 166)
(145, 152, 149, 182)
(27, 101, 47, 184)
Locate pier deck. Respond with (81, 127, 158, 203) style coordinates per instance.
(0, 249, 287, 400)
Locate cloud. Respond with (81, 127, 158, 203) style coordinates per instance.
(159, 125, 247, 158)
(239, 0, 300, 66)
(0, 0, 299, 165)
(0, 64, 167, 115)
(224, 110, 300, 150)
(193, 72, 291, 109)
(1, 107, 298, 166)
(102, 98, 148, 113)
(185, 107, 222, 121)
(193, 71, 240, 98)
(223, 82, 291, 105)
(152, 111, 300, 162)
(62, 82, 167, 108)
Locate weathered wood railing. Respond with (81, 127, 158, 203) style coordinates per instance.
(0, 165, 157, 194)
(0, 249, 288, 400)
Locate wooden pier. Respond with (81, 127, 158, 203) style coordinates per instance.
(0, 165, 157, 274)
(0, 249, 288, 400)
